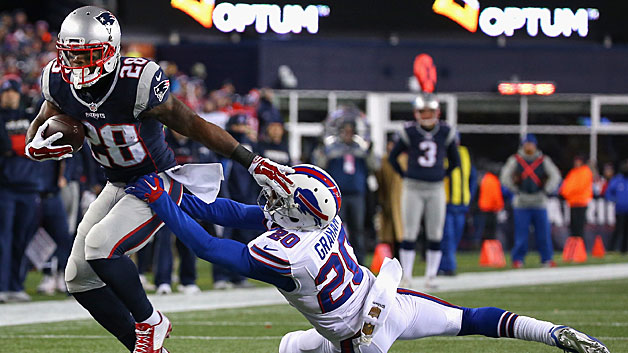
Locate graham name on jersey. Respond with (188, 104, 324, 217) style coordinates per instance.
(314, 218, 341, 260)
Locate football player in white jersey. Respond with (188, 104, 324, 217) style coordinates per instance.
(126, 165, 609, 353)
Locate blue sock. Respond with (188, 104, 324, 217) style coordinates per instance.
(88, 256, 153, 323)
(73, 286, 136, 351)
(458, 307, 518, 338)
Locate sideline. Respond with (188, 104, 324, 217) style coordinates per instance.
(1, 263, 627, 327)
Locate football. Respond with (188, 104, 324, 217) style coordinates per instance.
(43, 114, 85, 153)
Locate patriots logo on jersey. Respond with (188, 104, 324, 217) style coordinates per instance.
(95, 11, 116, 26)
(154, 80, 170, 102)
(294, 187, 328, 226)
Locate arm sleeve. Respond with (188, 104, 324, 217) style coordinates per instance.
(469, 165, 478, 201)
(180, 194, 267, 231)
(543, 157, 562, 194)
(446, 142, 461, 175)
(388, 138, 406, 176)
(150, 193, 295, 291)
(500, 156, 518, 192)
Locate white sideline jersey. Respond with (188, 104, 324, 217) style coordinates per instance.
(248, 216, 374, 342)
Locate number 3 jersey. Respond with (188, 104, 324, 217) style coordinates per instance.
(41, 57, 176, 183)
(248, 217, 374, 342)
(390, 121, 459, 182)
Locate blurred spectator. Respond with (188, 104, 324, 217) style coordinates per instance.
(374, 138, 406, 257)
(254, 88, 283, 139)
(500, 134, 561, 268)
(559, 156, 593, 238)
(0, 78, 41, 302)
(0, 11, 55, 109)
(257, 120, 291, 165)
(439, 143, 477, 276)
(35, 160, 71, 295)
(62, 141, 99, 235)
(149, 129, 217, 295)
(198, 94, 229, 129)
(606, 160, 628, 254)
(477, 167, 506, 241)
(213, 114, 260, 289)
(314, 117, 379, 264)
(161, 61, 182, 94)
(324, 104, 370, 143)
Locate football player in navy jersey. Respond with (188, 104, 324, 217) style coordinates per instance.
(389, 94, 460, 289)
(23, 6, 293, 353)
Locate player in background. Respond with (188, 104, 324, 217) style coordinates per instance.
(126, 165, 609, 353)
(388, 94, 460, 288)
(0, 78, 42, 303)
(23, 6, 293, 353)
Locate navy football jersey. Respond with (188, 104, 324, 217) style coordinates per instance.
(41, 57, 176, 183)
(389, 121, 460, 182)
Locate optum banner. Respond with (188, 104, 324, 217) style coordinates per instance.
(171, 0, 330, 34)
(432, 0, 599, 38)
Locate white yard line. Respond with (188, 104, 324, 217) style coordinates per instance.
(1, 263, 627, 327)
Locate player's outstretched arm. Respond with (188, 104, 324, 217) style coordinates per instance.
(180, 194, 267, 231)
(144, 95, 241, 160)
(144, 95, 294, 197)
(126, 173, 296, 291)
(125, 173, 253, 271)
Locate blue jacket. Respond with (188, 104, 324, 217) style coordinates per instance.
(322, 139, 368, 195)
(606, 174, 628, 213)
(0, 107, 43, 193)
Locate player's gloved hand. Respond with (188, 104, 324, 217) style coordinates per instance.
(25, 121, 73, 161)
(125, 173, 165, 204)
(248, 155, 295, 198)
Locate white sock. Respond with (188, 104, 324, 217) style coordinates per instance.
(425, 250, 442, 279)
(141, 309, 161, 326)
(399, 249, 416, 280)
(513, 315, 557, 346)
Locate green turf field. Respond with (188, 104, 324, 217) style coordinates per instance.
(20, 251, 628, 302)
(1, 278, 626, 353)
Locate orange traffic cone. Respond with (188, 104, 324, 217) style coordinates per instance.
(592, 235, 606, 258)
(370, 243, 393, 274)
(479, 239, 506, 268)
(562, 236, 587, 263)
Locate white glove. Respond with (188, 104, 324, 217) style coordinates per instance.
(25, 121, 73, 161)
(248, 155, 295, 198)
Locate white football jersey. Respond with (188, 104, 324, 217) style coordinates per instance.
(248, 216, 374, 342)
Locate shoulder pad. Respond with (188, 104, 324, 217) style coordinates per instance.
(133, 60, 168, 118)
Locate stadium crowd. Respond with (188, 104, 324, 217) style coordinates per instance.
(0, 10, 627, 303)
